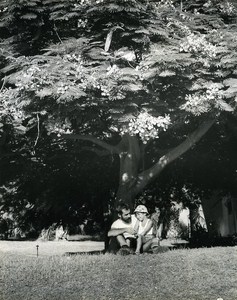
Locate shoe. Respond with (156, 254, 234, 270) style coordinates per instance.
(151, 246, 160, 254)
(152, 246, 169, 254)
(151, 239, 160, 249)
(117, 245, 131, 256)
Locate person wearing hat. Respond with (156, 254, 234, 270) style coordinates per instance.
(134, 204, 158, 254)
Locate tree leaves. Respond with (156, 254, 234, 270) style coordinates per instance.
(159, 70, 176, 77)
(1, 0, 237, 141)
(223, 78, 237, 88)
(216, 99, 234, 112)
(36, 88, 53, 98)
(223, 78, 237, 99)
(21, 13, 38, 19)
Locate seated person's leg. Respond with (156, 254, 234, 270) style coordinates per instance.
(126, 237, 136, 250)
(107, 236, 120, 253)
(142, 236, 157, 253)
(116, 234, 129, 247)
(107, 234, 128, 254)
(142, 239, 153, 253)
(150, 237, 160, 248)
(135, 235, 143, 254)
(117, 235, 133, 255)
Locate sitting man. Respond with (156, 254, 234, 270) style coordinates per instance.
(107, 203, 137, 255)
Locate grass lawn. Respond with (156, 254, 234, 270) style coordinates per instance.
(1, 246, 237, 300)
(0, 240, 105, 256)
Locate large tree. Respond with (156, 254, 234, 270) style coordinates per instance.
(1, 0, 237, 210)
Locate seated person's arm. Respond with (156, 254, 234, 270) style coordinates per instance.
(157, 223, 163, 239)
(140, 219, 153, 236)
(107, 227, 135, 237)
(133, 220, 139, 236)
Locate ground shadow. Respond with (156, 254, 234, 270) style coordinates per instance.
(64, 250, 105, 256)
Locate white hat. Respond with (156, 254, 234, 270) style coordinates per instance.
(134, 205, 148, 214)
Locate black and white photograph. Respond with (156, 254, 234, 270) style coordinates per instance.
(1, 0, 237, 299)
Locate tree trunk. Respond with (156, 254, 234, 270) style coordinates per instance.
(66, 119, 215, 211)
(115, 119, 215, 209)
(189, 205, 200, 237)
(115, 134, 141, 208)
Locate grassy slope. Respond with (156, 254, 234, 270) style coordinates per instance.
(1, 247, 237, 300)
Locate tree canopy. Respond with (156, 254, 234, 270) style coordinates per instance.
(1, 0, 237, 214)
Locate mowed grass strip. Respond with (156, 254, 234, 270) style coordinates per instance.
(1, 247, 237, 300)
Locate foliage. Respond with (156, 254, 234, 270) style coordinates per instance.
(0, 139, 115, 235)
(1, 0, 237, 140)
(1, 0, 237, 217)
(121, 111, 171, 143)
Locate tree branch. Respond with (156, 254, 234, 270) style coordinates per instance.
(0, 77, 6, 92)
(134, 119, 215, 193)
(77, 146, 111, 157)
(34, 114, 40, 148)
(61, 134, 120, 154)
